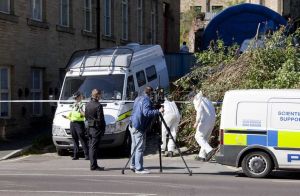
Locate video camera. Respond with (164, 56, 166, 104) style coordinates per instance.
(150, 87, 165, 108)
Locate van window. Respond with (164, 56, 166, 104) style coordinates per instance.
(61, 74, 125, 101)
(136, 70, 146, 87)
(236, 102, 267, 129)
(145, 65, 157, 82)
(126, 75, 136, 100)
(269, 102, 300, 130)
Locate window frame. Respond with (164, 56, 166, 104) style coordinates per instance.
(126, 75, 136, 100)
(31, 69, 43, 116)
(211, 5, 223, 13)
(145, 65, 157, 82)
(137, 0, 143, 43)
(0, 67, 10, 118)
(136, 70, 146, 87)
(0, 0, 10, 14)
(121, 0, 128, 40)
(104, 0, 112, 36)
(84, 0, 92, 32)
(31, 0, 43, 21)
(60, 0, 70, 27)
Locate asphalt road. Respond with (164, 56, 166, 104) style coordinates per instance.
(0, 153, 299, 196)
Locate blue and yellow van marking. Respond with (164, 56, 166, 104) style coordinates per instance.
(223, 129, 300, 148)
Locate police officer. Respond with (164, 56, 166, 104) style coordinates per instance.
(85, 89, 106, 171)
(65, 91, 89, 160)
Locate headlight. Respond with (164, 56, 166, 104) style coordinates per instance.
(105, 124, 116, 134)
(52, 125, 67, 136)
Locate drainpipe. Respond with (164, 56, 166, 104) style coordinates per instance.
(206, 0, 210, 12)
(96, 0, 100, 49)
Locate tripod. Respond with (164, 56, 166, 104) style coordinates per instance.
(121, 113, 192, 176)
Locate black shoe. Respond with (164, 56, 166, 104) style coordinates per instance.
(194, 156, 206, 162)
(205, 148, 217, 162)
(72, 157, 79, 160)
(90, 166, 105, 171)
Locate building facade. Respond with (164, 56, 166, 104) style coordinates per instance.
(0, 0, 180, 138)
(181, 0, 300, 52)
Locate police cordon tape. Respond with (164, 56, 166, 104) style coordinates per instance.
(0, 100, 223, 105)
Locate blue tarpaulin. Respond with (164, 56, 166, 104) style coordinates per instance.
(202, 3, 287, 49)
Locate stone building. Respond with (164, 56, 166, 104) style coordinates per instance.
(0, 0, 180, 138)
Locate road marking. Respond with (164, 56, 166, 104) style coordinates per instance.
(0, 190, 157, 195)
(225, 166, 239, 171)
(0, 155, 31, 162)
(0, 173, 160, 178)
(271, 180, 300, 183)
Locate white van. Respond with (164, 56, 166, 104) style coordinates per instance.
(215, 89, 300, 178)
(52, 44, 169, 155)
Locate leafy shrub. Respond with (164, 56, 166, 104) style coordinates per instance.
(174, 28, 300, 151)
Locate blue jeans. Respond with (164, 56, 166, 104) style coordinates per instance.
(130, 126, 146, 171)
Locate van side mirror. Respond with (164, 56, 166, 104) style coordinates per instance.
(49, 95, 57, 107)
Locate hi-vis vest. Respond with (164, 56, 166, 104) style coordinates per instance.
(67, 101, 84, 122)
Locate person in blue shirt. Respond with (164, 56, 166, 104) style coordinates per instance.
(129, 86, 164, 174)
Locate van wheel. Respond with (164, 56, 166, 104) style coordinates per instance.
(119, 130, 132, 157)
(56, 148, 68, 156)
(241, 151, 273, 178)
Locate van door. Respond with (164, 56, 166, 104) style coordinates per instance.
(145, 65, 158, 88)
(267, 98, 300, 168)
(135, 70, 147, 95)
(126, 75, 136, 100)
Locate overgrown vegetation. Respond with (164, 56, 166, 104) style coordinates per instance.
(173, 28, 300, 152)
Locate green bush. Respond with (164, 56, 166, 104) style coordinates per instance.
(173, 28, 300, 151)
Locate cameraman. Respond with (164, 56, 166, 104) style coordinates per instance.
(130, 86, 164, 174)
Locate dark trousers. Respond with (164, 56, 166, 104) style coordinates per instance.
(70, 121, 89, 158)
(88, 128, 103, 169)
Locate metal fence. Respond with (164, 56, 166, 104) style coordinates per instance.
(165, 53, 196, 81)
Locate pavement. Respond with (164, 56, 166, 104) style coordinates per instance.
(0, 127, 51, 161)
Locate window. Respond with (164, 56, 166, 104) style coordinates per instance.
(193, 6, 201, 16)
(212, 6, 223, 13)
(31, 69, 43, 116)
(0, 67, 10, 117)
(0, 0, 10, 14)
(31, 0, 42, 21)
(137, 0, 143, 43)
(84, 0, 92, 32)
(121, 0, 128, 40)
(104, 0, 111, 36)
(136, 71, 146, 87)
(61, 75, 125, 100)
(126, 75, 135, 100)
(145, 65, 157, 82)
(150, 0, 157, 44)
(60, 0, 70, 27)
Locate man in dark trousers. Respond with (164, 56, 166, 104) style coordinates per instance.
(85, 89, 106, 171)
(64, 91, 89, 160)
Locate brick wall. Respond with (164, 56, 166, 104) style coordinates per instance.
(0, 0, 180, 138)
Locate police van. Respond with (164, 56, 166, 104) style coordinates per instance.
(215, 89, 300, 178)
(52, 43, 169, 155)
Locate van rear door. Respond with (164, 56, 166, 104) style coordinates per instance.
(267, 98, 300, 168)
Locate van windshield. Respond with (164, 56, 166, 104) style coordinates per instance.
(60, 74, 125, 101)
